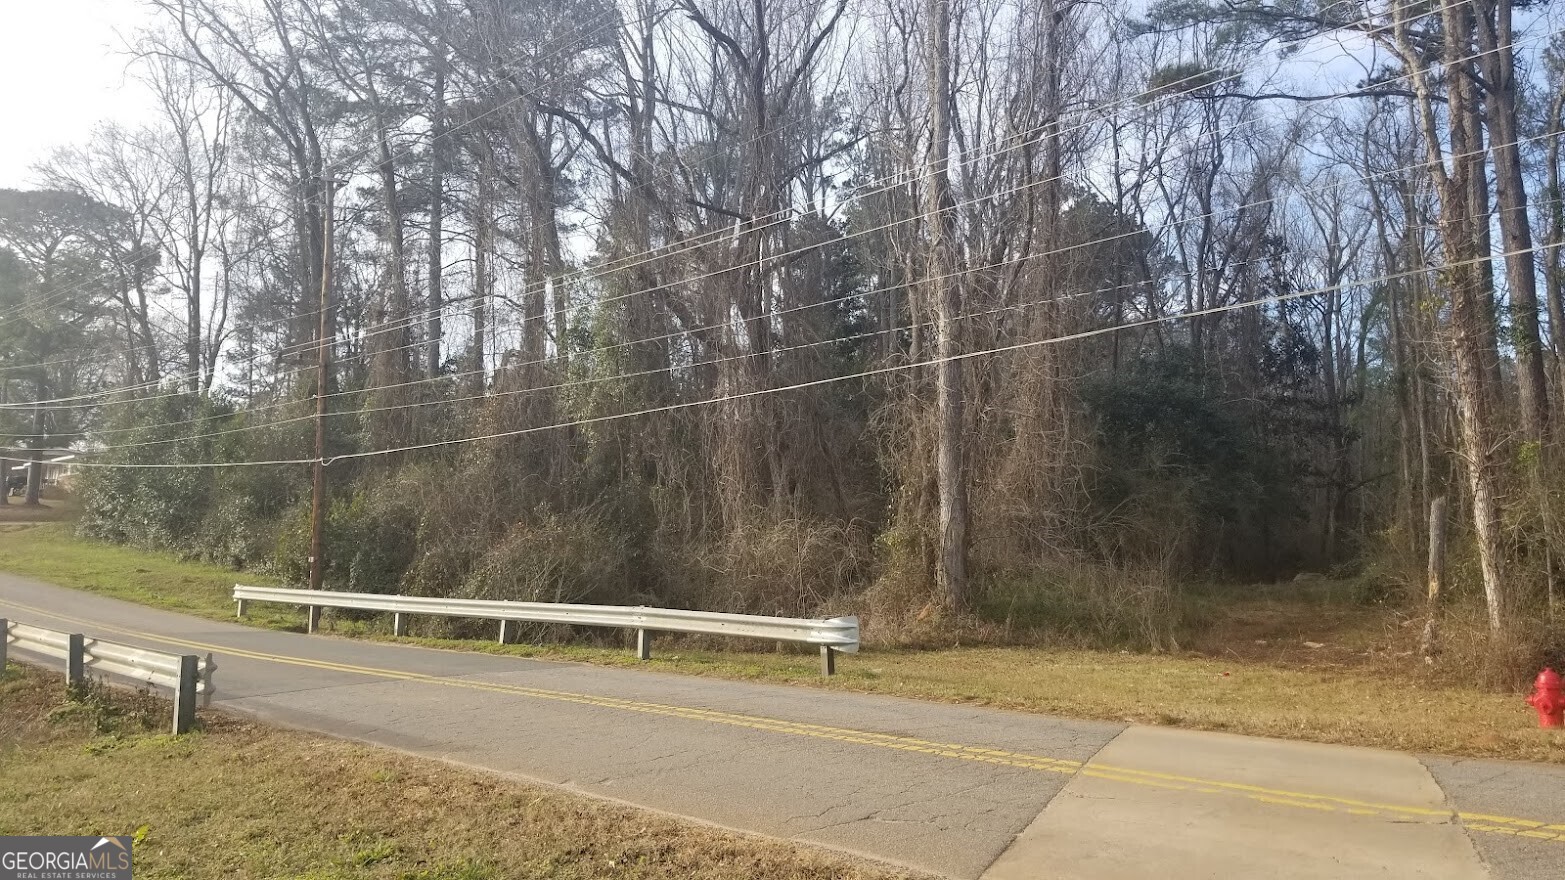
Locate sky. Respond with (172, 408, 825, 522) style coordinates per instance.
(0, 0, 1416, 194)
(0, 0, 158, 188)
(0, 2, 1554, 193)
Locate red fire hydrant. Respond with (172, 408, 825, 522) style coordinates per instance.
(1527, 668, 1565, 729)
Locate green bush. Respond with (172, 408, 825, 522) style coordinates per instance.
(75, 396, 227, 550)
(272, 476, 422, 591)
(75, 394, 306, 563)
(194, 490, 281, 569)
(1080, 346, 1309, 577)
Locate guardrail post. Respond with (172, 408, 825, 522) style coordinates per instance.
(0, 618, 7, 672)
(636, 628, 651, 661)
(393, 612, 407, 637)
(498, 619, 510, 644)
(235, 598, 247, 618)
(66, 633, 85, 689)
(173, 654, 199, 735)
(820, 646, 836, 676)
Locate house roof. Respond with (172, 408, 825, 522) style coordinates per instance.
(0, 447, 76, 460)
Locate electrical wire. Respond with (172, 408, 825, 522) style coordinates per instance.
(60, 236, 1536, 469)
(0, 0, 1456, 388)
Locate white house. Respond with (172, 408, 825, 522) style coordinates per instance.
(1, 447, 77, 492)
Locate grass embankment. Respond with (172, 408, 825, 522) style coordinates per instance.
(0, 523, 299, 629)
(0, 664, 910, 880)
(2, 523, 1562, 764)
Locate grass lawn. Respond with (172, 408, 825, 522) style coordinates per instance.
(0, 523, 300, 630)
(2, 523, 1562, 764)
(0, 664, 910, 880)
(0, 497, 73, 522)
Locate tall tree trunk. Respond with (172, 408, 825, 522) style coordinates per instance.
(185, 248, 204, 393)
(1475, 0, 1550, 439)
(130, 264, 160, 386)
(377, 116, 412, 378)
(1398, 0, 1512, 633)
(25, 394, 44, 507)
(519, 118, 549, 373)
(427, 65, 447, 379)
(469, 162, 492, 397)
(926, 0, 968, 608)
(1428, 494, 1449, 604)
(530, 144, 568, 371)
(363, 106, 414, 449)
(1546, 90, 1565, 407)
(180, 135, 206, 394)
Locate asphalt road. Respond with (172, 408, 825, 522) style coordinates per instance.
(4, 572, 1564, 879)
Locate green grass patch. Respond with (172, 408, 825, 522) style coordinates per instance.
(0, 665, 909, 880)
(0, 524, 298, 630)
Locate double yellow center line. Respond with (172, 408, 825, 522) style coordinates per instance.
(5, 597, 1562, 843)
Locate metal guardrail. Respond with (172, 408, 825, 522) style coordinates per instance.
(233, 585, 860, 675)
(1, 617, 215, 734)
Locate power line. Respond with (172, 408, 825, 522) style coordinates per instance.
(0, 1, 643, 364)
(0, 0, 1457, 393)
(62, 237, 1537, 469)
(12, 57, 1556, 447)
(3, 0, 1539, 479)
(53, 259, 1250, 452)
(67, 161, 1490, 455)
(62, 106, 1560, 454)
(16, 45, 1546, 430)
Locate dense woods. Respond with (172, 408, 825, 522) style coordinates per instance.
(4, 0, 1565, 675)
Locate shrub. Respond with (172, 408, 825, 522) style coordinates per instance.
(1080, 346, 1311, 578)
(195, 490, 281, 569)
(1428, 603, 1565, 689)
(977, 559, 1183, 651)
(76, 454, 215, 550)
(461, 513, 632, 604)
(676, 513, 874, 617)
(75, 394, 306, 561)
(272, 476, 422, 591)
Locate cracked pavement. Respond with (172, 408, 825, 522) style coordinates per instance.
(4, 572, 1564, 879)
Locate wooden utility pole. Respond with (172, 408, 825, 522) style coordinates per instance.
(307, 174, 336, 634)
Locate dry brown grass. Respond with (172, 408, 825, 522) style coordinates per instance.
(392, 627, 1565, 765)
(0, 664, 914, 880)
(388, 582, 1565, 763)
